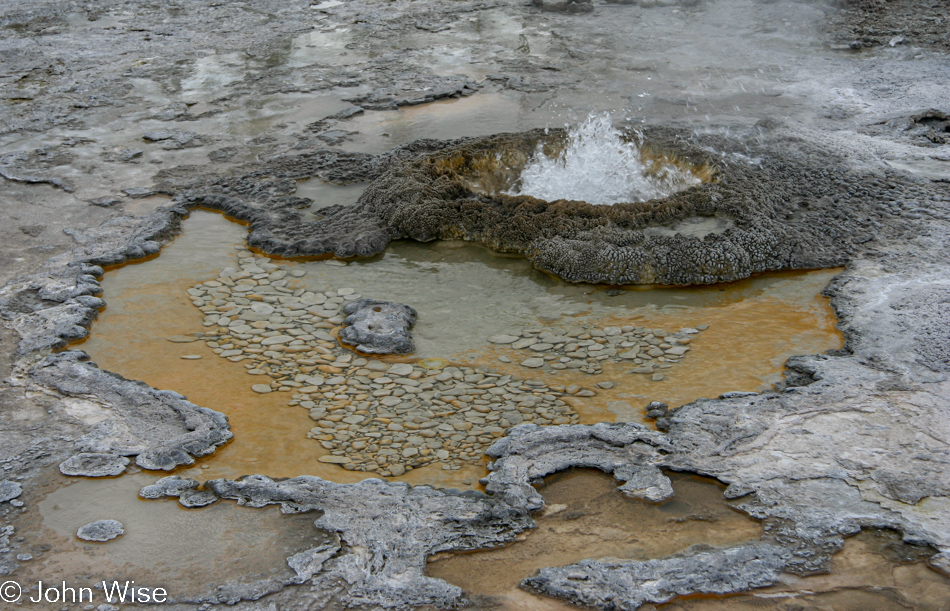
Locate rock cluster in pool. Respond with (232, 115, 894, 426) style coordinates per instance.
(186, 251, 591, 475)
(185, 251, 712, 476)
(489, 324, 705, 380)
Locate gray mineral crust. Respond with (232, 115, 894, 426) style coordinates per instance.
(523, 544, 788, 609)
(0, 481, 23, 503)
(76, 520, 124, 542)
(58, 453, 130, 477)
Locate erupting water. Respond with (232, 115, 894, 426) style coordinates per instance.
(510, 113, 701, 206)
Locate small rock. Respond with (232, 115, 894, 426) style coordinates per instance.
(645, 401, 669, 419)
(251, 384, 273, 394)
(652, 373, 665, 381)
(181, 354, 202, 360)
(178, 490, 219, 508)
(318, 455, 351, 464)
(166, 335, 199, 343)
(59, 453, 130, 477)
(0, 480, 23, 503)
(488, 334, 520, 344)
(521, 358, 545, 368)
(122, 186, 156, 198)
(139, 475, 199, 499)
(387, 363, 414, 376)
(77, 520, 124, 542)
(90, 196, 123, 207)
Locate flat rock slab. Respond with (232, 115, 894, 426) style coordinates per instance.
(488, 334, 520, 344)
(59, 453, 130, 477)
(0, 480, 23, 503)
(178, 489, 219, 508)
(339, 299, 417, 354)
(139, 475, 200, 500)
(165, 334, 199, 343)
(77, 520, 124, 542)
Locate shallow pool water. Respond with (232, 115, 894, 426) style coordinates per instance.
(22, 473, 325, 603)
(80, 209, 842, 486)
(427, 469, 763, 608)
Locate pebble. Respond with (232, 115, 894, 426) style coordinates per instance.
(166, 335, 199, 343)
(181, 354, 202, 359)
(387, 363, 414, 376)
(488, 334, 519, 344)
(318, 455, 351, 464)
(521, 358, 545, 368)
(251, 384, 272, 394)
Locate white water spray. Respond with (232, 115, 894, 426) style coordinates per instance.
(509, 113, 700, 206)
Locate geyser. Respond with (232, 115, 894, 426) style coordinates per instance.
(509, 113, 702, 205)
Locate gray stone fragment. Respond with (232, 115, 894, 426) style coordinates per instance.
(122, 187, 156, 198)
(90, 196, 123, 207)
(339, 298, 417, 354)
(488, 334, 519, 344)
(139, 475, 200, 499)
(77, 520, 124, 542)
(59, 453, 130, 477)
(0, 480, 23, 503)
(178, 489, 219, 508)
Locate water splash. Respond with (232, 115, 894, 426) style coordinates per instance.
(509, 113, 700, 206)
